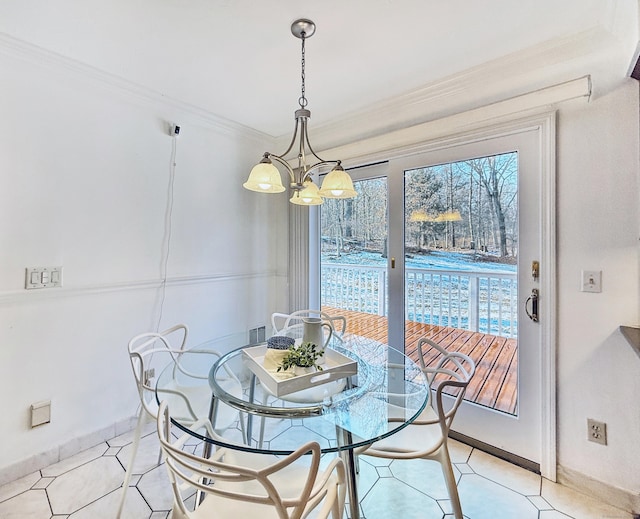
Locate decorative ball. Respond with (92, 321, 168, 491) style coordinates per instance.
(267, 335, 295, 350)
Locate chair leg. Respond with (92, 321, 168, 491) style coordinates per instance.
(437, 446, 463, 519)
(258, 415, 267, 448)
(238, 410, 248, 445)
(116, 409, 145, 519)
(257, 389, 270, 448)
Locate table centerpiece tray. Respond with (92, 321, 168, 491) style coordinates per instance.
(242, 344, 358, 399)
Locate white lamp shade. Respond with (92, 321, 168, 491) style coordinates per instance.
(318, 168, 357, 199)
(243, 162, 286, 193)
(290, 181, 323, 205)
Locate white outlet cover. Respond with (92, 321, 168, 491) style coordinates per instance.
(31, 400, 51, 427)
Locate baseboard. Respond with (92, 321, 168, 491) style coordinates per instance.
(449, 430, 541, 474)
(0, 415, 137, 487)
(557, 465, 640, 516)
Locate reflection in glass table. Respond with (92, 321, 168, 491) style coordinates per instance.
(156, 334, 429, 519)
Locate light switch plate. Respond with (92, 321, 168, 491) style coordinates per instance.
(581, 270, 602, 293)
(25, 266, 63, 289)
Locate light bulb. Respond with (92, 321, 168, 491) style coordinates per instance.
(259, 183, 271, 190)
(331, 190, 344, 197)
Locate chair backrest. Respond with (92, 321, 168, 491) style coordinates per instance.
(416, 338, 476, 436)
(157, 401, 344, 519)
(128, 324, 190, 418)
(128, 325, 244, 429)
(271, 310, 347, 338)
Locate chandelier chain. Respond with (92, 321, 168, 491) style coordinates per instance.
(299, 31, 308, 108)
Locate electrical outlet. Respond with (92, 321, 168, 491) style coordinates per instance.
(143, 368, 155, 386)
(31, 400, 51, 427)
(587, 419, 607, 445)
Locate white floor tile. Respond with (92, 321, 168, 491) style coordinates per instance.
(41, 443, 109, 478)
(457, 473, 540, 519)
(116, 432, 162, 474)
(0, 471, 41, 502)
(376, 465, 393, 478)
(528, 494, 554, 510)
(448, 438, 473, 463)
(32, 477, 55, 490)
(467, 448, 541, 496)
(68, 487, 150, 519)
(136, 463, 174, 511)
(389, 457, 460, 501)
(541, 479, 633, 519)
(47, 457, 123, 515)
(455, 462, 475, 475)
(355, 457, 380, 500)
(0, 488, 51, 518)
(361, 477, 443, 519)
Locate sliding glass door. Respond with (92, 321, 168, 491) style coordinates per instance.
(319, 163, 392, 346)
(317, 121, 552, 471)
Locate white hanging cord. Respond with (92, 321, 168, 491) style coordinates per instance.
(155, 135, 177, 332)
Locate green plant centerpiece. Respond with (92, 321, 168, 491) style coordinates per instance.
(277, 342, 324, 373)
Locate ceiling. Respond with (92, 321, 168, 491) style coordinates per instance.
(0, 1, 638, 137)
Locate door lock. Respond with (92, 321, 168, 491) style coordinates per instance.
(531, 261, 539, 280)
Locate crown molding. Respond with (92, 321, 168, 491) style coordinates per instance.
(287, 26, 616, 155)
(0, 32, 270, 143)
(321, 76, 589, 168)
(0, 23, 621, 152)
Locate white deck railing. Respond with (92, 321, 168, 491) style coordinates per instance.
(321, 263, 518, 338)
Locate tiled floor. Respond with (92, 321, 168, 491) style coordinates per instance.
(0, 416, 633, 519)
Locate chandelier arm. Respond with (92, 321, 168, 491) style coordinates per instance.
(306, 160, 340, 177)
(268, 154, 296, 183)
(275, 117, 302, 160)
(302, 122, 330, 164)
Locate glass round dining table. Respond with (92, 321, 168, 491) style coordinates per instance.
(156, 333, 430, 519)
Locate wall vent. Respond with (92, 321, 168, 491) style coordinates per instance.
(249, 326, 266, 345)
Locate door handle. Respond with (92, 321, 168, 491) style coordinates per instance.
(525, 288, 539, 322)
(391, 257, 395, 269)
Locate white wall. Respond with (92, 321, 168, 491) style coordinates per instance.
(1, 25, 639, 512)
(0, 49, 288, 480)
(555, 80, 640, 501)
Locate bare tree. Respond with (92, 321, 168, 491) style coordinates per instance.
(322, 152, 517, 260)
(466, 154, 517, 257)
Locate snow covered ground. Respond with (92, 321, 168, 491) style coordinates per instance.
(322, 249, 516, 273)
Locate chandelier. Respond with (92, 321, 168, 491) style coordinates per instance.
(243, 19, 357, 206)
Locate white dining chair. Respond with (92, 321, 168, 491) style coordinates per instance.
(271, 309, 347, 338)
(117, 324, 245, 518)
(157, 400, 346, 519)
(356, 337, 476, 519)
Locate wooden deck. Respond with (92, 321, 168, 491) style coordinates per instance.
(322, 306, 518, 415)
